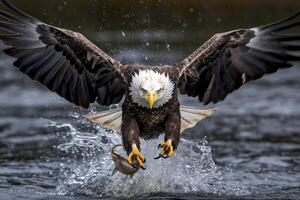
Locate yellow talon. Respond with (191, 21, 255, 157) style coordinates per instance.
(158, 139, 174, 158)
(127, 144, 145, 168)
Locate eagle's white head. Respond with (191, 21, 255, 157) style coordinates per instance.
(129, 70, 175, 109)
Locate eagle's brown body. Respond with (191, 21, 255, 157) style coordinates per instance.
(121, 65, 181, 154)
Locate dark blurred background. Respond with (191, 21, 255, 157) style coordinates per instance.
(7, 0, 300, 65)
(0, 1, 299, 200)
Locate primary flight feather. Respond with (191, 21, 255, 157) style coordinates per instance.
(0, 0, 299, 168)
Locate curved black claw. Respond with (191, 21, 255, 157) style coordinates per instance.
(140, 165, 147, 170)
(154, 154, 169, 160)
(131, 160, 146, 170)
(131, 163, 139, 169)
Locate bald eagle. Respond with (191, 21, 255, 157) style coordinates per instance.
(1, 0, 300, 168)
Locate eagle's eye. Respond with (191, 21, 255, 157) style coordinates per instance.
(157, 88, 164, 94)
(140, 87, 147, 94)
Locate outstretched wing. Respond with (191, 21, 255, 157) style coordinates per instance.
(176, 12, 300, 105)
(0, 0, 126, 108)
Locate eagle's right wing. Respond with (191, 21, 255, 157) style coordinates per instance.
(0, 0, 126, 108)
(175, 12, 300, 105)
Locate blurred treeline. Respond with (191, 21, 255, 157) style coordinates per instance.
(7, 0, 299, 32)
(2, 0, 299, 64)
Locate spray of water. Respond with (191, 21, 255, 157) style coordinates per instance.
(46, 114, 249, 198)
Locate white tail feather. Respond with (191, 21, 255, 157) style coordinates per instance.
(83, 106, 216, 134)
(179, 106, 216, 133)
(84, 108, 122, 134)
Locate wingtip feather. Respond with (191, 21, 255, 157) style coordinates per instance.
(0, 0, 39, 24)
(258, 11, 300, 33)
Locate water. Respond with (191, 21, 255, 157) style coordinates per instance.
(0, 1, 300, 199)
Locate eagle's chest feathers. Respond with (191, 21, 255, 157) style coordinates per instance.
(135, 107, 169, 126)
(132, 105, 172, 139)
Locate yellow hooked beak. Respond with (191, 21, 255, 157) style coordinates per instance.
(145, 91, 158, 109)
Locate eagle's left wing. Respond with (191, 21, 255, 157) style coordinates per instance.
(0, 0, 126, 108)
(175, 12, 300, 105)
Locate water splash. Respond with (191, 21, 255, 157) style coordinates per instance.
(47, 115, 249, 198)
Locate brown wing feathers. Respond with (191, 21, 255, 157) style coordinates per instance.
(177, 12, 300, 105)
(0, 0, 125, 108)
(1, 0, 299, 108)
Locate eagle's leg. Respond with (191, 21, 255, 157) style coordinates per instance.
(121, 116, 145, 169)
(156, 107, 181, 159)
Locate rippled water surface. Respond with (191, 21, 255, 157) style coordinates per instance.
(0, 1, 300, 199)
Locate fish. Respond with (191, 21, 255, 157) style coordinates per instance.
(111, 144, 142, 178)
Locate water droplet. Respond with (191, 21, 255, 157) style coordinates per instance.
(167, 44, 170, 51)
